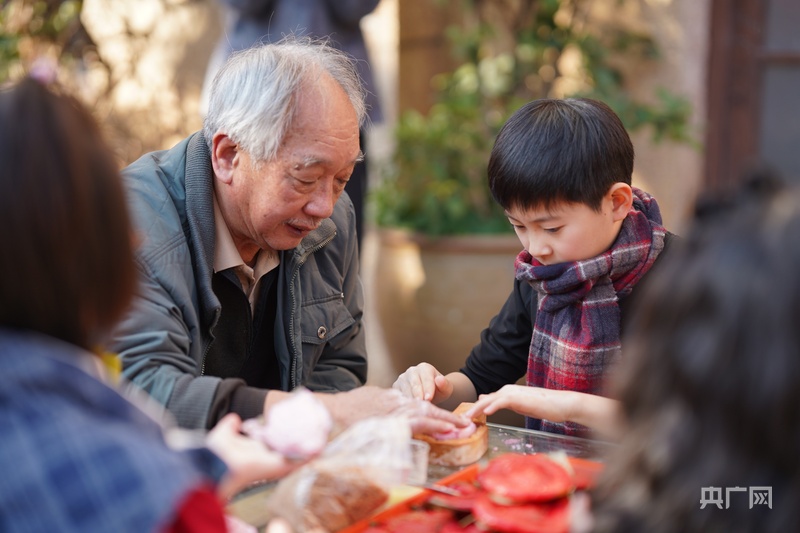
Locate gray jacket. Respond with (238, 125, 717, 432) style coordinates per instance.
(112, 132, 367, 429)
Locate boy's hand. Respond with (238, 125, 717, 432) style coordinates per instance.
(392, 362, 453, 404)
(465, 385, 621, 438)
(465, 384, 576, 423)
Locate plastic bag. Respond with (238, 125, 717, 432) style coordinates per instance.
(265, 416, 413, 532)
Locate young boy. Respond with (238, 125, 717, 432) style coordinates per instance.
(393, 98, 676, 438)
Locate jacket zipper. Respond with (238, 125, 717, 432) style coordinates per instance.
(288, 232, 336, 388)
(200, 308, 221, 376)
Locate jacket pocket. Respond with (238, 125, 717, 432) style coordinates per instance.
(300, 293, 355, 345)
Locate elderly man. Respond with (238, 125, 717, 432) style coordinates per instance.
(113, 37, 466, 435)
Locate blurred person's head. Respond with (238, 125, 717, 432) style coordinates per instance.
(203, 36, 366, 259)
(488, 98, 635, 264)
(0, 77, 137, 351)
(592, 169, 800, 532)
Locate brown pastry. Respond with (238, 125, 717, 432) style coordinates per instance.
(302, 466, 389, 532)
(413, 402, 489, 466)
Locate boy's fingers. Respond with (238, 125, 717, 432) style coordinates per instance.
(432, 374, 453, 402)
(421, 372, 440, 401)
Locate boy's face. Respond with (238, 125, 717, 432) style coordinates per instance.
(506, 184, 632, 265)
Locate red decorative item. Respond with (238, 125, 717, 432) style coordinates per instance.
(477, 453, 574, 503)
(426, 481, 482, 512)
(379, 508, 454, 533)
(472, 492, 570, 533)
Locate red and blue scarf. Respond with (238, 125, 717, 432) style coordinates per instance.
(514, 188, 666, 436)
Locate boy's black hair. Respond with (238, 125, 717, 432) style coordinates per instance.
(488, 98, 634, 212)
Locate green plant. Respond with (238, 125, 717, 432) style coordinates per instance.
(373, 0, 695, 236)
(0, 0, 88, 82)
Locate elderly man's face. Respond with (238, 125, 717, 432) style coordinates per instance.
(213, 74, 361, 262)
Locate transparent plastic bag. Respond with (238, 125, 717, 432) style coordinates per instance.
(265, 416, 413, 532)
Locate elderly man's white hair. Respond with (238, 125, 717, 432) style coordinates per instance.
(203, 35, 368, 162)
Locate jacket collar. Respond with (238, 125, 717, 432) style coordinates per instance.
(291, 218, 337, 266)
(184, 133, 218, 327)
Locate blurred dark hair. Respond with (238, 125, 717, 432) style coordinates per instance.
(488, 98, 634, 213)
(592, 168, 800, 532)
(0, 77, 136, 351)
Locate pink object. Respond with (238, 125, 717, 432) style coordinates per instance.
(430, 421, 477, 441)
(225, 515, 258, 533)
(242, 389, 333, 459)
(29, 57, 58, 85)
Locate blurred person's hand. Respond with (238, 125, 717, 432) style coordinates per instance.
(206, 413, 301, 499)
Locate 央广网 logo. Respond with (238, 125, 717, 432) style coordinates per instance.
(700, 486, 772, 510)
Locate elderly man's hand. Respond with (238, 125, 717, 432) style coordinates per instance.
(317, 386, 470, 436)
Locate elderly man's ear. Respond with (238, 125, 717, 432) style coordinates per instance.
(211, 133, 239, 185)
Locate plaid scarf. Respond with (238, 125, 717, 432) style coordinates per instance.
(515, 188, 666, 436)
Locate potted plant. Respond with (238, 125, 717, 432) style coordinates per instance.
(369, 0, 694, 376)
